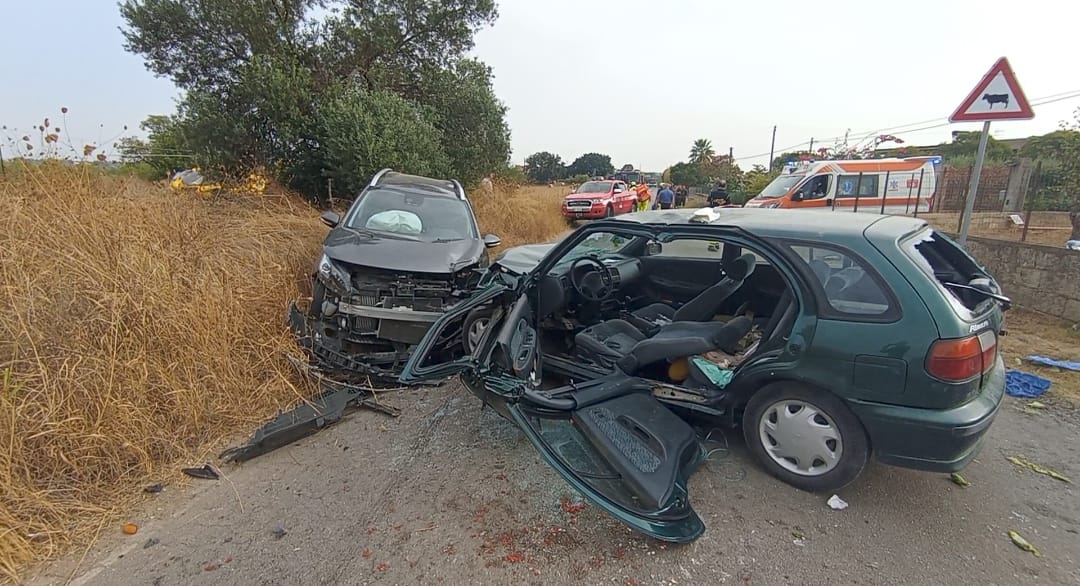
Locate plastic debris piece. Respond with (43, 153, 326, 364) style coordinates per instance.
(689, 357, 734, 388)
(181, 464, 220, 480)
(1027, 401, 1047, 409)
(1008, 530, 1040, 556)
(1026, 355, 1080, 372)
(143, 483, 163, 494)
(826, 495, 848, 510)
(949, 472, 971, 488)
(1006, 455, 1072, 483)
(1004, 370, 1051, 398)
(122, 523, 138, 535)
(272, 525, 288, 539)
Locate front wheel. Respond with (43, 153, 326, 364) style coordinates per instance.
(462, 308, 493, 353)
(742, 382, 870, 492)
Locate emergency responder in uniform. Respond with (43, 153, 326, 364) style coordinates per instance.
(632, 182, 651, 212)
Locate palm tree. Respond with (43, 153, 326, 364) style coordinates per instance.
(689, 139, 715, 164)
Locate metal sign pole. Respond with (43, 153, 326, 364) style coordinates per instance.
(957, 120, 992, 247)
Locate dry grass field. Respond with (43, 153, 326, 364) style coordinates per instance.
(0, 165, 571, 580)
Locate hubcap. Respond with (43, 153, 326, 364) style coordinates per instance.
(758, 399, 843, 476)
(466, 317, 489, 352)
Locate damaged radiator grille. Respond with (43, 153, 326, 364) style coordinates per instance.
(342, 268, 455, 334)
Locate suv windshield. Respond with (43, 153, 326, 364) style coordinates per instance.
(758, 175, 804, 198)
(345, 188, 476, 242)
(576, 181, 612, 194)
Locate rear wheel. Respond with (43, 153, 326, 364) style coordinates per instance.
(742, 382, 869, 492)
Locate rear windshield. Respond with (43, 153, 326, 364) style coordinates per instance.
(903, 229, 996, 315)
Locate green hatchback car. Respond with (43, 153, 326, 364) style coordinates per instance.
(400, 207, 1009, 543)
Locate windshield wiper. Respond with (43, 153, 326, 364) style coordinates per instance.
(944, 282, 1012, 308)
(432, 237, 464, 243)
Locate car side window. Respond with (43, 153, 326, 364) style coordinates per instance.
(613, 183, 624, 193)
(836, 175, 879, 198)
(650, 239, 724, 259)
(788, 244, 892, 316)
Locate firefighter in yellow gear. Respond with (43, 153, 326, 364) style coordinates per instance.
(632, 182, 651, 212)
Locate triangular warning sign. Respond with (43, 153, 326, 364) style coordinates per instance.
(950, 57, 1034, 122)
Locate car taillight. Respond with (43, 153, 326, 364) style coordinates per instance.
(926, 330, 997, 382)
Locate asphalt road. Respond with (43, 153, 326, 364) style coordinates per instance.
(27, 383, 1080, 586)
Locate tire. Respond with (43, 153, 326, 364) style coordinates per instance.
(605, 205, 614, 218)
(742, 382, 870, 492)
(462, 308, 493, 354)
(310, 280, 326, 318)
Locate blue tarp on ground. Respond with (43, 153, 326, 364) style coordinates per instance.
(1026, 355, 1080, 372)
(1005, 370, 1052, 398)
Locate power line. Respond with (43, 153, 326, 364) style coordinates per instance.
(734, 90, 1080, 163)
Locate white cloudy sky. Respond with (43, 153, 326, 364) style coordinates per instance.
(3, 0, 1079, 171)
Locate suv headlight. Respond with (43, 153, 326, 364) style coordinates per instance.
(317, 254, 352, 296)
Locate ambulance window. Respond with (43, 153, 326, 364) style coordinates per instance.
(836, 175, 879, 198)
(798, 175, 831, 199)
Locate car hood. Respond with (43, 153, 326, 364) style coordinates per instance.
(565, 192, 608, 200)
(323, 229, 484, 274)
(491, 242, 558, 275)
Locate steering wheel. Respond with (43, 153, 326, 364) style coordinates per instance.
(569, 256, 614, 302)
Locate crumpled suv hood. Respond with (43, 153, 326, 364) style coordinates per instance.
(323, 228, 485, 274)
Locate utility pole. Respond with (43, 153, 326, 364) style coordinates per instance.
(808, 137, 815, 156)
(767, 125, 777, 172)
(728, 146, 733, 160)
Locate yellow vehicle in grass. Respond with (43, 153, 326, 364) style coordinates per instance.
(169, 167, 268, 196)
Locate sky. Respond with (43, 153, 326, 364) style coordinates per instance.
(3, 0, 1079, 171)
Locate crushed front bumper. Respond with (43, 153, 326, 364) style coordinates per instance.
(289, 301, 439, 383)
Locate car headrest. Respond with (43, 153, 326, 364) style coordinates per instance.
(725, 253, 757, 281)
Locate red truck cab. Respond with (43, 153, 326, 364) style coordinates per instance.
(561, 180, 638, 219)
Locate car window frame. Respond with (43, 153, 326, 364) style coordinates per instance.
(775, 237, 902, 324)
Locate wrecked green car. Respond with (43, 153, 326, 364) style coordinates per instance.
(400, 207, 1009, 542)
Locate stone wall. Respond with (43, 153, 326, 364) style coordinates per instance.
(961, 236, 1080, 322)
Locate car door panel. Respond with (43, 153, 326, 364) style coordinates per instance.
(638, 257, 725, 302)
(509, 379, 705, 542)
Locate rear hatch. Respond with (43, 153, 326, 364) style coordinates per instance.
(894, 227, 1008, 406)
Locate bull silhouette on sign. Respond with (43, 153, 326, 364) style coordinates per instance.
(983, 93, 1010, 109)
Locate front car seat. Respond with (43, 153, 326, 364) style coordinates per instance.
(576, 316, 753, 374)
(628, 253, 756, 331)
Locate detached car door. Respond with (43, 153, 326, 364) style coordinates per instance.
(400, 281, 707, 543)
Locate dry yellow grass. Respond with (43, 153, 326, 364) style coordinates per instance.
(1000, 309, 1080, 405)
(0, 168, 570, 580)
(0, 163, 325, 580)
(470, 183, 572, 253)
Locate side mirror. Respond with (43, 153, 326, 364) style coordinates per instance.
(645, 241, 663, 256)
(320, 210, 340, 228)
(483, 234, 502, 248)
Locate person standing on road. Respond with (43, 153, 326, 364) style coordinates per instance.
(633, 182, 651, 212)
(674, 184, 688, 208)
(708, 180, 730, 207)
(657, 184, 675, 210)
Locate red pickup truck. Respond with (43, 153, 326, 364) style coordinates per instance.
(561, 180, 639, 220)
